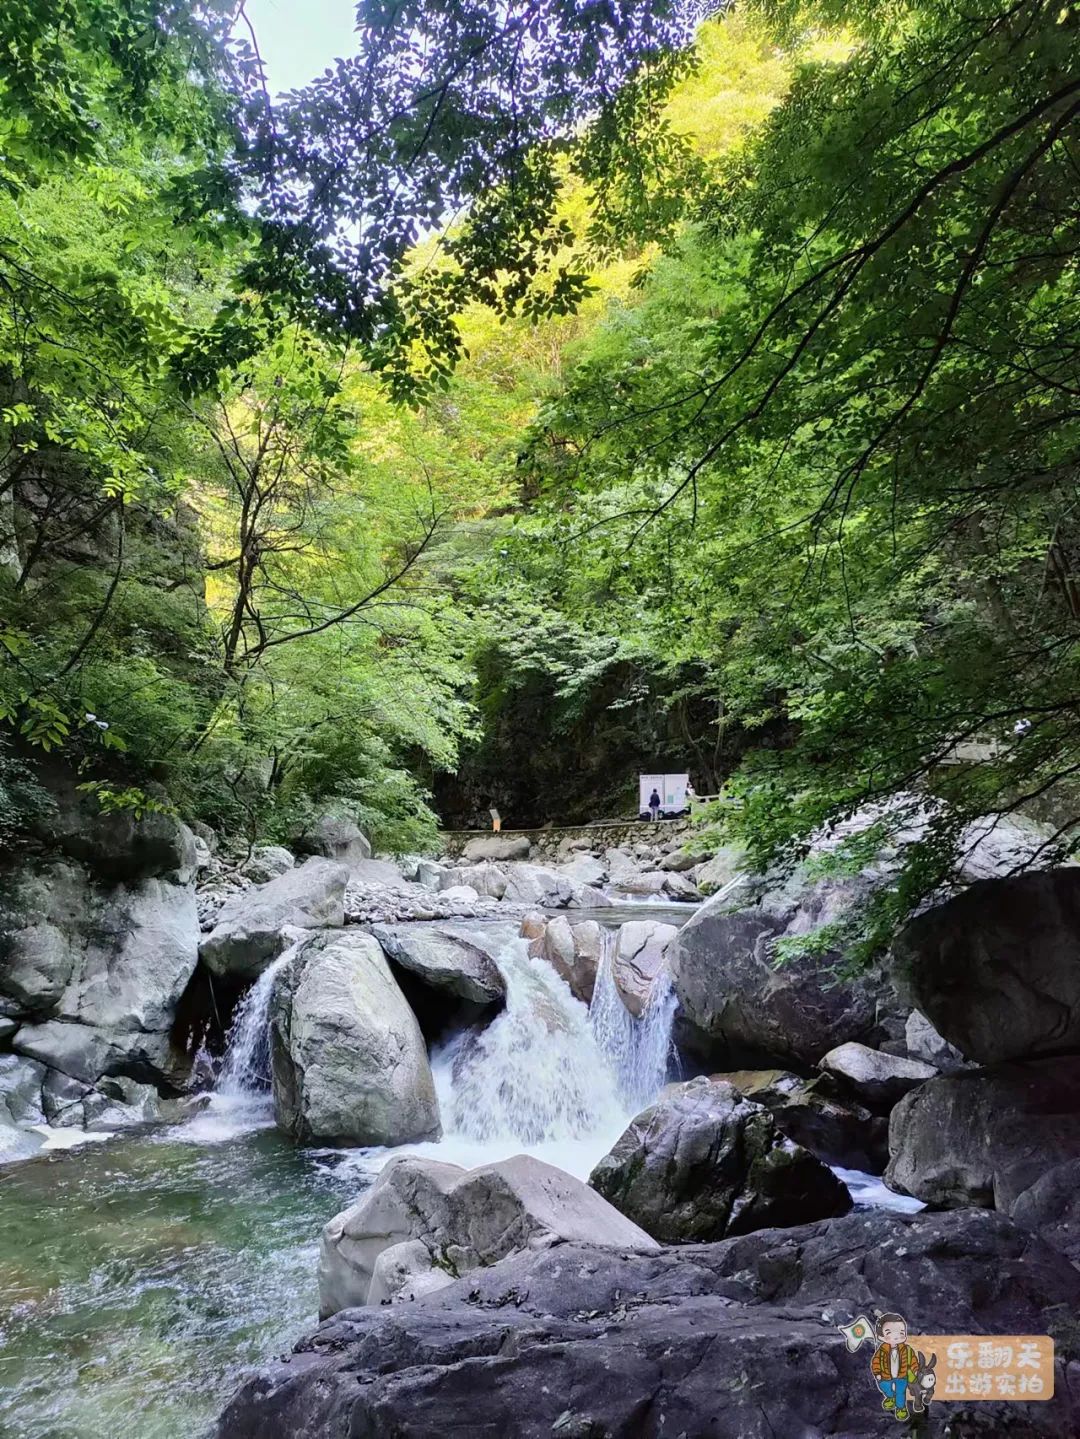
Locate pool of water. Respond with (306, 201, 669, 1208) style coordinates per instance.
(0, 1120, 372, 1439)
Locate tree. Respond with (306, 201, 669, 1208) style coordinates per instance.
(520, 0, 1080, 946)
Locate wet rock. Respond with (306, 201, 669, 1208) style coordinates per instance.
(894, 868, 1080, 1065)
(12, 1019, 174, 1086)
(200, 858, 348, 979)
(819, 1041, 937, 1106)
(885, 1056, 1080, 1210)
(535, 916, 603, 1004)
(0, 1053, 45, 1127)
(318, 1153, 658, 1317)
(714, 1067, 888, 1172)
(82, 1075, 162, 1131)
(590, 1077, 852, 1243)
(270, 930, 439, 1148)
(611, 919, 676, 1017)
(218, 1209, 1080, 1439)
(371, 921, 508, 1005)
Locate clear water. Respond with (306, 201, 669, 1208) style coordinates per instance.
(0, 1125, 370, 1439)
(0, 916, 913, 1439)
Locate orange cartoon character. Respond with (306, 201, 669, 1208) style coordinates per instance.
(870, 1313, 919, 1421)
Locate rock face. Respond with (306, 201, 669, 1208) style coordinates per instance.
(894, 868, 1080, 1065)
(819, 1041, 937, 1105)
(1, 849, 198, 1086)
(905, 1008, 969, 1073)
(318, 1153, 659, 1317)
(589, 1077, 852, 1243)
(200, 858, 348, 979)
(461, 834, 531, 863)
(885, 1056, 1080, 1211)
(712, 1068, 888, 1172)
(611, 919, 676, 1016)
(218, 1208, 1080, 1439)
(670, 871, 898, 1066)
(270, 931, 439, 1147)
(371, 921, 508, 1006)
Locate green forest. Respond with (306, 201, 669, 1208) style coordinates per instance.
(2, 0, 1078, 941)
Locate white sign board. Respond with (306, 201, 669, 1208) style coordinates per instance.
(639, 773, 689, 816)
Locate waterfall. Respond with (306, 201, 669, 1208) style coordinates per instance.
(588, 931, 678, 1114)
(216, 936, 304, 1097)
(424, 927, 677, 1178)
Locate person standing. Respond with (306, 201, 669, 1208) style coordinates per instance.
(648, 787, 661, 822)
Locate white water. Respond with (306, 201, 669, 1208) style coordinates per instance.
(351, 930, 679, 1181)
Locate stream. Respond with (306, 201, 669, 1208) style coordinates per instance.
(0, 914, 918, 1439)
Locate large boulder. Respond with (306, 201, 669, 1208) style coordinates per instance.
(437, 862, 507, 899)
(905, 1008, 969, 1073)
(461, 833, 531, 863)
(885, 1056, 1080, 1211)
(819, 1041, 937, 1106)
(371, 920, 508, 1005)
(894, 868, 1080, 1065)
(239, 845, 295, 884)
(1011, 1159, 1080, 1267)
(531, 915, 603, 1004)
(693, 845, 747, 896)
(318, 1153, 658, 1317)
(200, 858, 348, 979)
(0, 858, 198, 1085)
(12, 1019, 174, 1085)
(612, 919, 677, 1017)
(560, 853, 607, 888)
(219, 1208, 1080, 1439)
(269, 930, 439, 1147)
(589, 1077, 852, 1243)
(293, 812, 371, 866)
(713, 1068, 889, 1172)
(500, 862, 607, 909)
(670, 870, 899, 1067)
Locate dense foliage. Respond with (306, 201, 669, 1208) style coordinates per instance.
(2, 0, 1077, 937)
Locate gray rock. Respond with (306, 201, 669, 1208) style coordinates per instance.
(659, 848, 700, 873)
(200, 858, 348, 978)
(239, 845, 295, 884)
(415, 859, 447, 890)
(671, 870, 899, 1066)
(819, 1041, 937, 1105)
(904, 1008, 969, 1073)
(0, 1053, 46, 1127)
(885, 1055, 1080, 1210)
(294, 813, 371, 866)
(438, 861, 507, 899)
(611, 869, 667, 896)
(713, 1068, 888, 1172)
(30, 771, 197, 883)
(83, 1076, 162, 1131)
(693, 845, 747, 896)
(41, 1068, 91, 1125)
(894, 868, 1080, 1065)
(0, 1016, 18, 1041)
(500, 863, 596, 909)
(368, 1238, 457, 1305)
(534, 916, 602, 1004)
(1011, 1159, 1080, 1266)
(560, 853, 607, 887)
(372, 921, 509, 1005)
(461, 834, 531, 863)
(218, 1209, 1080, 1439)
(13, 1020, 173, 1085)
(318, 1153, 658, 1317)
(438, 884, 479, 904)
(589, 1077, 852, 1242)
(612, 919, 677, 1017)
(270, 930, 439, 1147)
(191, 834, 213, 872)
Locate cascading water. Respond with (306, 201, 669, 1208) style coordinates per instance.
(216, 952, 290, 1095)
(588, 931, 678, 1114)
(419, 928, 678, 1179)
